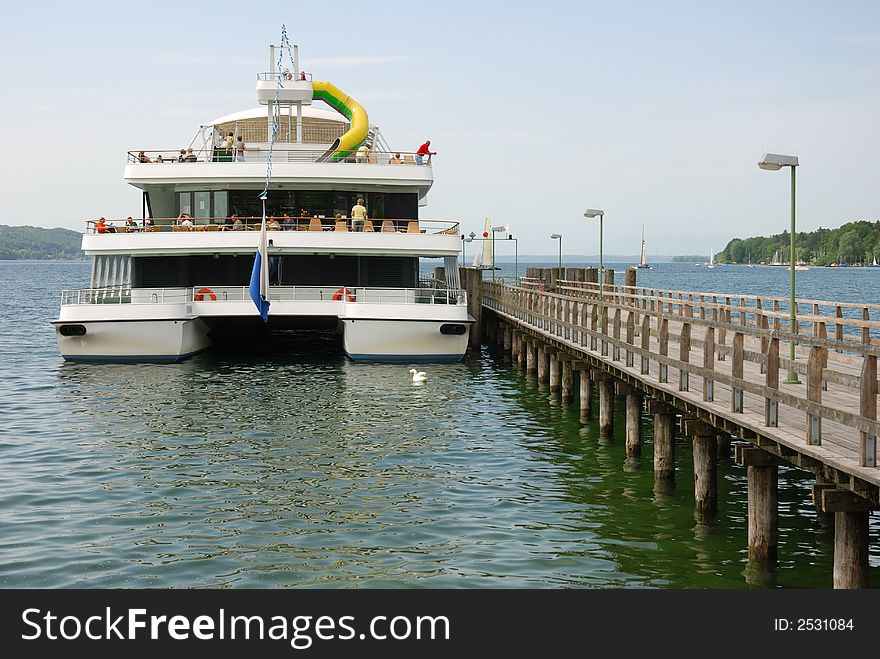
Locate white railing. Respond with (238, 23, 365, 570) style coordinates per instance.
(60, 286, 467, 306)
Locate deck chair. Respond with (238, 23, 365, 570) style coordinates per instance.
(309, 218, 323, 231)
(407, 221, 420, 234)
(368, 154, 378, 164)
(403, 155, 415, 165)
(381, 220, 395, 233)
(334, 220, 348, 232)
(115, 226, 131, 233)
(204, 224, 220, 231)
(363, 220, 375, 232)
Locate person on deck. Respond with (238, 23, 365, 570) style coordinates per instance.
(267, 216, 281, 230)
(178, 149, 187, 163)
(95, 217, 108, 234)
(185, 148, 197, 162)
(137, 151, 151, 163)
(389, 152, 402, 164)
(415, 140, 436, 165)
(350, 198, 367, 232)
(356, 143, 369, 163)
(233, 136, 246, 162)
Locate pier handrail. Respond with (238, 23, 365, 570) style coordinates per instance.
(481, 280, 880, 474)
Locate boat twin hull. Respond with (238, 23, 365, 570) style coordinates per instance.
(55, 319, 212, 363)
(341, 318, 470, 362)
(55, 317, 472, 363)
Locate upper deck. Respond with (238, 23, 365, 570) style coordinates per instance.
(123, 147, 434, 191)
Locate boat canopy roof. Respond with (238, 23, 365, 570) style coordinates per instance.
(204, 106, 346, 128)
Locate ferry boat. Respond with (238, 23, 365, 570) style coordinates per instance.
(54, 38, 472, 363)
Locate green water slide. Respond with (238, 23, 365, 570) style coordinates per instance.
(312, 81, 369, 161)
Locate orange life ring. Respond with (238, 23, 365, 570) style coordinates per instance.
(332, 288, 355, 302)
(194, 287, 217, 301)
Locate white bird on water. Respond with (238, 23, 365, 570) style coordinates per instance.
(409, 368, 428, 383)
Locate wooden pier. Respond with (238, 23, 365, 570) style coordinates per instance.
(468, 267, 879, 588)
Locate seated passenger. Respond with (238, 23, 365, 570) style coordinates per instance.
(356, 144, 369, 163)
(177, 214, 193, 227)
(267, 216, 281, 230)
(232, 215, 244, 230)
(282, 213, 295, 230)
(125, 217, 137, 228)
(178, 149, 186, 163)
(155, 154, 164, 163)
(389, 152, 401, 164)
(184, 148, 197, 162)
(137, 151, 151, 163)
(95, 217, 108, 233)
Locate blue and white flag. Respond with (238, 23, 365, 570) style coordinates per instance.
(249, 199, 270, 322)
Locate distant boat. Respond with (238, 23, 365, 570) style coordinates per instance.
(768, 249, 786, 266)
(636, 226, 651, 269)
(747, 253, 756, 268)
(866, 255, 880, 269)
(706, 250, 716, 269)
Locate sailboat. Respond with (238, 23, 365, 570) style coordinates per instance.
(768, 249, 785, 266)
(747, 253, 756, 268)
(471, 218, 498, 270)
(706, 250, 716, 269)
(866, 255, 880, 269)
(635, 226, 651, 269)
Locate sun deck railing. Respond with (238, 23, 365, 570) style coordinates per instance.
(127, 149, 433, 166)
(61, 286, 467, 307)
(85, 218, 459, 235)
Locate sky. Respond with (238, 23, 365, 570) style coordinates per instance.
(1, 0, 878, 255)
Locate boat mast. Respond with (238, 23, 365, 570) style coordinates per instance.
(640, 225, 647, 267)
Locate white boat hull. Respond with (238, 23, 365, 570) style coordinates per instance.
(342, 318, 470, 362)
(55, 319, 212, 362)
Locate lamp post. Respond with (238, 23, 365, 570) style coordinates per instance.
(550, 234, 563, 279)
(508, 235, 519, 285)
(462, 231, 475, 267)
(584, 209, 605, 348)
(758, 153, 800, 384)
(491, 225, 508, 282)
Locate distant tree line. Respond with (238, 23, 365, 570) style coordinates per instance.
(0, 225, 83, 260)
(671, 255, 709, 263)
(717, 220, 880, 266)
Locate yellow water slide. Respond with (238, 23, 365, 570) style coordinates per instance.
(312, 81, 369, 161)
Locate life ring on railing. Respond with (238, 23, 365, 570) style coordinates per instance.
(194, 287, 217, 301)
(332, 288, 356, 302)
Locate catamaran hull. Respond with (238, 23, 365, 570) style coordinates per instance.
(54, 319, 212, 362)
(341, 318, 471, 362)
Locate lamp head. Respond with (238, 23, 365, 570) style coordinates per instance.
(758, 153, 798, 170)
(551, 233, 562, 239)
(583, 209, 604, 218)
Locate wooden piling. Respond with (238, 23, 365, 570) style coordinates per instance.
(561, 359, 573, 403)
(579, 368, 592, 421)
(684, 419, 717, 517)
(833, 512, 869, 589)
(648, 401, 675, 482)
(817, 489, 872, 589)
(537, 343, 547, 382)
(737, 446, 781, 573)
(549, 351, 560, 393)
(598, 376, 614, 439)
(625, 390, 643, 458)
(526, 338, 537, 373)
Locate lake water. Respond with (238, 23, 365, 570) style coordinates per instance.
(0, 260, 877, 588)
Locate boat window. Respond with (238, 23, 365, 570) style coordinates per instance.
(213, 191, 228, 219)
(178, 192, 192, 217)
(194, 192, 211, 219)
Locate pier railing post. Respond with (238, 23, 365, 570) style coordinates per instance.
(640, 314, 651, 374)
(625, 311, 635, 368)
(612, 308, 622, 361)
(658, 317, 669, 383)
(703, 326, 715, 402)
(807, 345, 824, 445)
(859, 354, 877, 467)
(765, 337, 779, 426)
(679, 321, 691, 392)
(732, 332, 744, 413)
